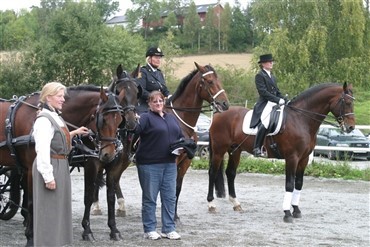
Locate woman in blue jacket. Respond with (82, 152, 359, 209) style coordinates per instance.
(135, 91, 182, 240)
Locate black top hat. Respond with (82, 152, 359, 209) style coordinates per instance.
(258, 54, 274, 63)
(146, 47, 164, 57)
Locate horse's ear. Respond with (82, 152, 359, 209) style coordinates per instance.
(131, 63, 140, 78)
(100, 86, 108, 102)
(117, 64, 123, 78)
(343, 82, 348, 91)
(194, 62, 206, 73)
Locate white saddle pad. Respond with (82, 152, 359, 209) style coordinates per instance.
(242, 106, 285, 136)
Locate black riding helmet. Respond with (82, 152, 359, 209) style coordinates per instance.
(146, 47, 164, 57)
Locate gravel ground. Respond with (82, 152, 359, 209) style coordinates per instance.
(1, 166, 369, 247)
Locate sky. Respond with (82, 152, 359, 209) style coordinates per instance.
(0, 0, 249, 15)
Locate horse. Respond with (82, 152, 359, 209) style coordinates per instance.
(0, 85, 126, 245)
(166, 62, 229, 221)
(79, 64, 141, 241)
(207, 82, 355, 223)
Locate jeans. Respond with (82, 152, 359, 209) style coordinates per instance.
(137, 163, 177, 233)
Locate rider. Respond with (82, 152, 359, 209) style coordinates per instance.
(136, 47, 170, 114)
(250, 54, 287, 157)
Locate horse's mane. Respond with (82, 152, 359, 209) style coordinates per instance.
(290, 83, 341, 103)
(170, 65, 216, 102)
(67, 85, 101, 92)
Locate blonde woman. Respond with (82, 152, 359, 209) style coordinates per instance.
(32, 82, 88, 246)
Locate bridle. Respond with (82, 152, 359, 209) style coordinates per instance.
(95, 93, 123, 152)
(113, 77, 139, 132)
(286, 91, 355, 129)
(169, 69, 226, 132)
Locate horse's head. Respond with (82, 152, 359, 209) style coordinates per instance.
(95, 86, 123, 163)
(330, 82, 355, 133)
(112, 64, 142, 131)
(194, 62, 229, 112)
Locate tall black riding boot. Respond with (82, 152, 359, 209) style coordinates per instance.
(253, 125, 267, 157)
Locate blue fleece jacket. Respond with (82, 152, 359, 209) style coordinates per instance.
(134, 110, 183, 165)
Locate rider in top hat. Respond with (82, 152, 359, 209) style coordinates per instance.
(136, 47, 170, 114)
(250, 53, 287, 157)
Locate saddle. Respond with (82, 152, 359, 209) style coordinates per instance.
(242, 105, 286, 136)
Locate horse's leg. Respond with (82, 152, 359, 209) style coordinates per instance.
(175, 156, 192, 223)
(226, 150, 242, 211)
(292, 157, 309, 219)
(106, 170, 122, 241)
(24, 170, 33, 246)
(115, 181, 126, 217)
(20, 173, 28, 227)
(81, 162, 97, 241)
(91, 170, 103, 215)
(283, 157, 298, 223)
(207, 142, 225, 212)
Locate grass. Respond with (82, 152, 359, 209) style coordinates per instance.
(354, 90, 370, 127)
(191, 157, 370, 181)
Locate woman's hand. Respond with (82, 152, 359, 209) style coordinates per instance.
(45, 180, 56, 190)
(70, 126, 89, 137)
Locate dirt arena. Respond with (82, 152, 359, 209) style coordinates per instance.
(1, 166, 369, 246)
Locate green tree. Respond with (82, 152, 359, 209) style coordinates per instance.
(229, 4, 249, 51)
(127, 0, 161, 39)
(182, 1, 201, 51)
(250, 0, 369, 93)
(203, 6, 217, 51)
(220, 3, 232, 51)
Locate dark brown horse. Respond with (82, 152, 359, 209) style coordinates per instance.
(207, 82, 355, 223)
(0, 86, 126, 245)
(80, 64, 141, 241)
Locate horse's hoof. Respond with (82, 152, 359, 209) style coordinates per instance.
(233, 205, 243, 212)
(110, 232, 123, 241)
(293, 211, 302, 218)
(91, 209, 102, 215)
(82, 233, 96, 241)
(116, 209, 126, 217)
(208, 206, 217, 213)
(283, 215, 294, 223)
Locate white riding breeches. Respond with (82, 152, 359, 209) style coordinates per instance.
(260, 101, 277, 128)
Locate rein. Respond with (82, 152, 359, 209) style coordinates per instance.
(286, 92, 355, 128)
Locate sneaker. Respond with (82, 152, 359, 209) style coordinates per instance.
(161, 231, 181, 240)
(143, 231, 161, 240)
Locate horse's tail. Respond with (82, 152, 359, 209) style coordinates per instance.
(209, 135, 225, 198)
(215, 159, 225, 198)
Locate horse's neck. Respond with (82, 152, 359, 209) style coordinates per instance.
(63, 92, 98, 128)
(289, 90, 335, 133)
(170, 89, 203, 134)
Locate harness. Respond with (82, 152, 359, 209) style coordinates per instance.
(1, 96, 36, 173)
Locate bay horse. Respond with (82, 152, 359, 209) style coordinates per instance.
(166, 62, 229, 221)
(207, 82, 355, 223)
(0, 86, 126, 246)
(79, 64, 141, 241)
